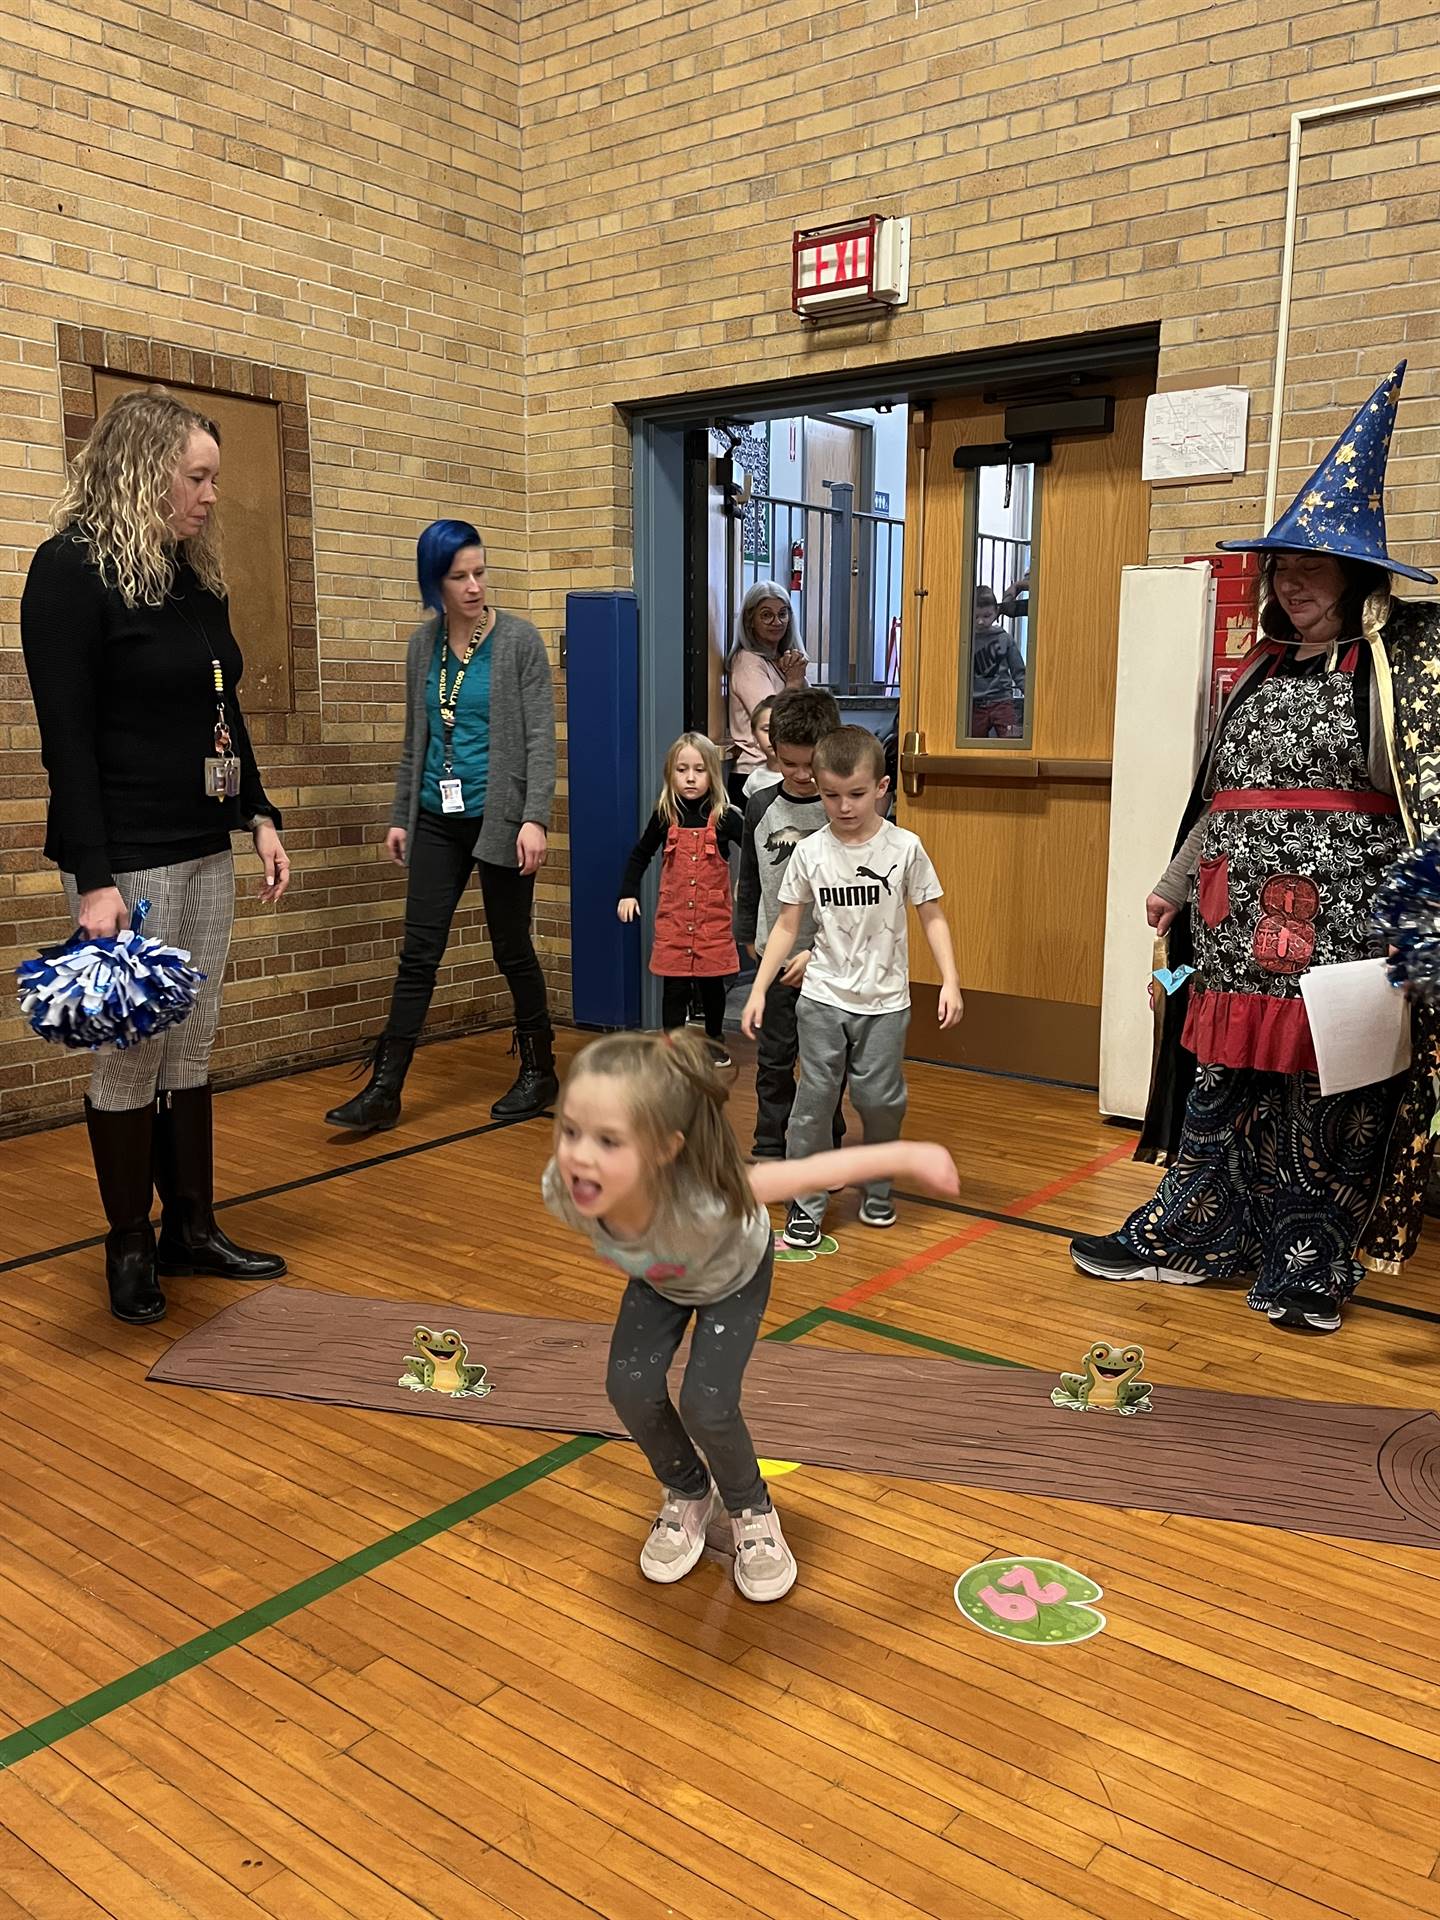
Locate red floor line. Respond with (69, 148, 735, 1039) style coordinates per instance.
(825, 1135, 1137, 1311)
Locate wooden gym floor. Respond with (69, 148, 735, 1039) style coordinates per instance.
(1, 1027, 1438, 1919)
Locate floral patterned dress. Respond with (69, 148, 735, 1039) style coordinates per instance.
(1120, 646, 1409, 1319)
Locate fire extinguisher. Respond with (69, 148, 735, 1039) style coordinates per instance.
(790, 540, 805, 592)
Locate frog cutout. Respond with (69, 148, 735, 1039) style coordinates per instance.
(1051, 1340, 1152, 1416)
(955, 1556, 1106, 1645)
(399, 1326, 491, 1399)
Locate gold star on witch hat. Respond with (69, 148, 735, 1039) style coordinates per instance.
(1218, 360, 1436, 583)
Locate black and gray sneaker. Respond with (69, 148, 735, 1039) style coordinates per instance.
(1069, 1233, 1203, 1286)
(858, 1194, 897, 1229)
(782, 1206, 821, 1250)
(1266, 1297, 1342, 1334)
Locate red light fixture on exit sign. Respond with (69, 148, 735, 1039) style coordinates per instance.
(792, 215, 911, 324)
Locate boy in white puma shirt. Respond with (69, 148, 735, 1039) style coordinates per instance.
(741, 725, 963, 1246)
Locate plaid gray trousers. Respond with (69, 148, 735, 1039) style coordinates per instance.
(62, 851, 236, 1110)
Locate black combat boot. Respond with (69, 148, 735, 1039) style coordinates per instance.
(490, 1024, 559, 1120)
(324, 1034, 416, 1134)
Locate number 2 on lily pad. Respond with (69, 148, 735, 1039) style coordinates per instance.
(954, 1556, 1105, 1645)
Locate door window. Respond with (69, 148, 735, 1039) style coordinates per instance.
(958, 461, 1039, 747)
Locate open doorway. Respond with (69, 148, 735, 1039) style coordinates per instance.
(704, 405, 908, 779)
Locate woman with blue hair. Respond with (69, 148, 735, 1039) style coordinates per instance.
(326, 519, 558, 1131)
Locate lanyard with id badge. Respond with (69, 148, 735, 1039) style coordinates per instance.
(204, 651, 242, 801)
(173, 583, 243, 801)
(437, 617, 489, 813)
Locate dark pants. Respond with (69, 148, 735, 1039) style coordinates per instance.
(660, 976, 728, 1040)
(387, 809, 550, 1042)
(606, 1243, 772, 1513)
(753, 978, 846, 1159)
(1118, 1064, 1405, 1315)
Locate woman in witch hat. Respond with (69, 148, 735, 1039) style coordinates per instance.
(1072, 362, 1440, 1333)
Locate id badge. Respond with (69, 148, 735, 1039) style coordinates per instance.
(439, 776, 465, 814)
(204, 755, 242, 800)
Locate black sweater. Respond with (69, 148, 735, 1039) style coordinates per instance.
(21, 531, 279, 893)
(618, 795, 743, 899)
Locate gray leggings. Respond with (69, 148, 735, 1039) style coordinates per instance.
(606, 1241, 773, 1514)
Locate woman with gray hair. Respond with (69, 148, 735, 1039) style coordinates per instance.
(726, 581, 808, 802)
(21, 388, 290, 1326)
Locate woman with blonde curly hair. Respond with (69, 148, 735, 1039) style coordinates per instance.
(21, 386, 290, 1325)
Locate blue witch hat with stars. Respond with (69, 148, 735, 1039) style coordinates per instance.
(1218, 360, 1436, 584)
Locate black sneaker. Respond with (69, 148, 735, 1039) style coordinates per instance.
(708, 1044, 733, 1070)
(1266, 1298, 1342, 1334)
(1069, 1233, 1203, 1285)
(782, 1206, 821, 1250)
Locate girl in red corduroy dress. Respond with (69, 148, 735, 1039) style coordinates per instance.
(618, 732, 743, 1065)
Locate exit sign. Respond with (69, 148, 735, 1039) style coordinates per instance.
(792, 216, 910, 324)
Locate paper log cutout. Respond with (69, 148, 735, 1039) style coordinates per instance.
(149, 1288, 1440, 1550)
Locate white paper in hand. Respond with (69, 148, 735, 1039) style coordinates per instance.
(1299, 958, 1411, 1097)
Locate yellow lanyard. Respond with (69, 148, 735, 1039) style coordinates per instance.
(437, 617, 488, 769)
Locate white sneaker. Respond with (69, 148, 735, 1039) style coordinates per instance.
(731, 1504, 797, 1602)
(640, 1484, 722, 1583)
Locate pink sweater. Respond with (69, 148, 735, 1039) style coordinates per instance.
(727, 647, 807, 770)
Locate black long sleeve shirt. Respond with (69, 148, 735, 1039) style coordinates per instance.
(618, 794, 743, 899)
(21, 531, 279, 893)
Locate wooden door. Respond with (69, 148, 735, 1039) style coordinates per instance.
(897, 375, 1152, 1083)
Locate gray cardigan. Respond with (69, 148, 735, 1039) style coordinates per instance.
(389, 610, 556, 869)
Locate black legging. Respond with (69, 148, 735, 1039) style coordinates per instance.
(387, 808, 549, 1040)
(660, 976, 728, 1042)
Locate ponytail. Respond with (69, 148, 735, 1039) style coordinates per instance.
(561, 1027, 755, 1224)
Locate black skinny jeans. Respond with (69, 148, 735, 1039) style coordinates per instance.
(386, 809, 550, 1041)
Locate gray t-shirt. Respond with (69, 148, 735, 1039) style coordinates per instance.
(736, 783, 829, 954)
(542, 1159, 771, 1306)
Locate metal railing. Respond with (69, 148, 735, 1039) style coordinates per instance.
(734, 485, 905, 695)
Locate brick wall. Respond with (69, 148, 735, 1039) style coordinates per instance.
(0, 0, 558, 1131)
(519, 2, 1439, 611)
(4, 0, 1438, 1128)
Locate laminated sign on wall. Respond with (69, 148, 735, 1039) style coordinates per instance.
(1142, 387, 1250, 484)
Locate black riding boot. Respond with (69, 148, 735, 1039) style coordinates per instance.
(324, 1034, 416, 1134)
(84, 1098, 166, 1325)
(490, 1024, 559, 1120)
(154, 1085, 287, 1280)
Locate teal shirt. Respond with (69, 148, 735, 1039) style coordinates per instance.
(421, 629, 492, 816)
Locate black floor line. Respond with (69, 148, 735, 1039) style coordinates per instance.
(7, 1102, 1438, 1333)
(0, 1109, 543, 1278)
(891, 1188, 1440, 1330)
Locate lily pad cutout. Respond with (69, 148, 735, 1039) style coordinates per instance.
(954, 1556, 1106, 1645)
(772, 1233, 839, 1263)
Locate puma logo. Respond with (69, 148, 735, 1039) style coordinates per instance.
(856, 863, 898, 895)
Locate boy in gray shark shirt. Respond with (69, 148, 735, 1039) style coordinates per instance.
(735, 686, 843, 1160)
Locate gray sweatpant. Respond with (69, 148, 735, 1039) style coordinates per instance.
(62, 853, 236, 1111)
(606, 1241, 773, 1514)
(787, 999, 909, 1226)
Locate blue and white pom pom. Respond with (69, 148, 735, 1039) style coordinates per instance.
(15, 900, 206, 1051)
(1373, 838, 1440, 1001)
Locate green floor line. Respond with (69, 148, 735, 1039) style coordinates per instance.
(0, 1431, 605, 1774)
(815, 1306, 1023, 1368)
(0, 1303, 1023, 1772)
(0, 1300, 848, 1773)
